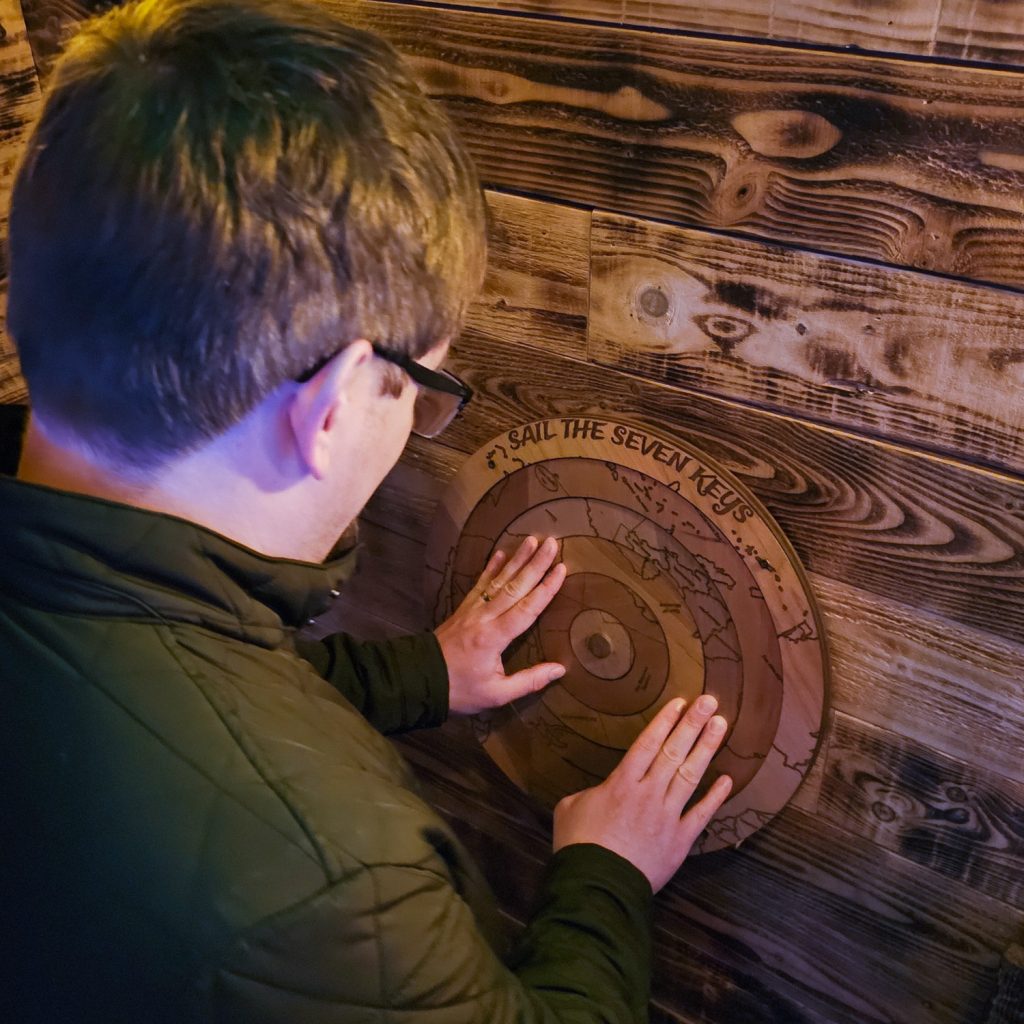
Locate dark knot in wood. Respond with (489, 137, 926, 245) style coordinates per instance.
(639, 286, 669, 319)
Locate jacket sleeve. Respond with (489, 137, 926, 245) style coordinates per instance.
(294, 630, 449, 734)
(210, 842, 653, 1024)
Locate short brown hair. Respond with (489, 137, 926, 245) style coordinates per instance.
(8, 0, 486, 469)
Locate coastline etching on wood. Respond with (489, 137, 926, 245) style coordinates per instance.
(425, 417, 829, 853)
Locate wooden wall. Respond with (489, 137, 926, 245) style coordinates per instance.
(2, 2, 1022, 1022)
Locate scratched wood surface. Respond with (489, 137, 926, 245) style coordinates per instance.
(819, 713, 1024, 910)
(400, 728, 1022, 1024)
(589, 211, 1024, 474)
(334, 1, 1024, 288)
(0, 0, 39, 405)
(377, 0, 1024, 67)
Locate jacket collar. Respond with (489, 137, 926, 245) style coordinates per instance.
(0, 410, 358, 648)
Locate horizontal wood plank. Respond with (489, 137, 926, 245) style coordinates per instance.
(373, 1, 1024, 67)
(589, 211, 1024, 473)
(936, 1, 1024, 65)
(0, 0, 41, 405)
(810, 574, 1024, 788)
(657, 806, 1020, 1024)
(336, 1, 1024, 287)
(819, 713, 1024, 910)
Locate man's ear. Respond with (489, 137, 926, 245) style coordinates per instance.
(287, 340, 373, 480)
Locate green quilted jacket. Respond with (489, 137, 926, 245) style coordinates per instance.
(0, 417, 652, 1023)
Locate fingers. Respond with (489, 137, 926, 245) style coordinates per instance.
(486, 536, 559, 613)
(665, 713, 728, 812)
(676, 774, 733, 849)
(475, 547, 507, 595)
(503, 660, 566, 702)
(645, 694, 720, 790)
(615, 698, 687, 782)
(497, 561, 566, 638)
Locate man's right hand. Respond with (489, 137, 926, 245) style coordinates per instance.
(552, 695, 733, 893)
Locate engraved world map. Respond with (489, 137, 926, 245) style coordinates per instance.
(426, 418, 828, 853)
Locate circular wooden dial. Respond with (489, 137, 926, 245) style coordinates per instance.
(425, 418, 828, 853)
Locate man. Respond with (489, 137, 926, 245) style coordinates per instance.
(0, 0, 732, 1020)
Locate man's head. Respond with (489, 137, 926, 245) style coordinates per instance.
(8, 0, 486, 474)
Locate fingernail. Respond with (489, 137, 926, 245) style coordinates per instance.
(673, 698, 686, 713)
(697, 694, 716, 713)
(708, 715, 726, 734)
(549, 665, 566, 681)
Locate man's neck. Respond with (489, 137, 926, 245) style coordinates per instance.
(18, 418, 149, 506)
(17, 415, 346, 562)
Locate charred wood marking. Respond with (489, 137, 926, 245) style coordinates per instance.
(589, 211, 1024, 474)
(396, 0, 1024, 68)
(808, 573, 1024, 790)
(820, 714, 1024, 910)
(0, 0, 43, 403)
(466, 191, 589, 359)
(340, 1, 1024, 286)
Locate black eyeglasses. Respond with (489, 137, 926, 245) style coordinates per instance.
(371, 344, 473, 438)
(295, 342, 473, 439)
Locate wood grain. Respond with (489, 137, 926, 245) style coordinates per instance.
(656, 806, 1021, 1024)
(810, 574, 1024, 788)
(590, 211, 1024, 474)
(335, 1, 1024, 287)
(469, 190, 589, 359)
(432, 331, 1024, 648)
(986, 943, 1024, 1024)
(374, 0, 1024, 67)
(819, 713, 1024, 910)
(26, 0, 1024, 73)
(936, 1, 1024, 65)
(18, 0, 110, 79)
(0, 0, 41, 406)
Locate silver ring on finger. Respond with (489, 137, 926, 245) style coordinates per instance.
(480, 590, 492, 603)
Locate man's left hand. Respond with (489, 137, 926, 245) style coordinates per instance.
(435, 536, 567, 715)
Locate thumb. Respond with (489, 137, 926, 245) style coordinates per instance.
(503, 662, 566, 701)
